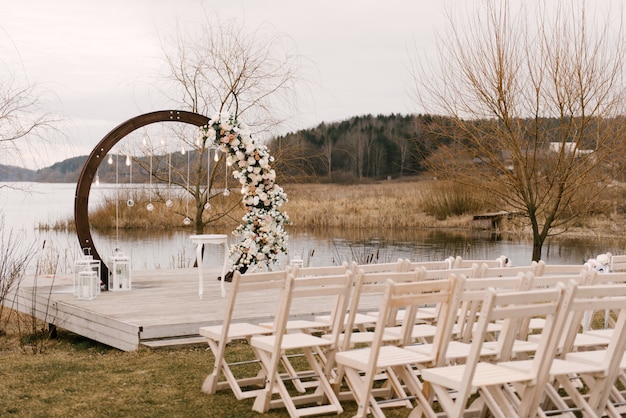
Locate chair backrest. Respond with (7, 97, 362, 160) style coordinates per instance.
(402, 256, 456, 271)
(455, 272, 533, 343)
(220, 270, 289, 333)
(271, 271, 354, 343)
(558, 282, 626, 361)
(529, 271, 589, 288)
(559, 282, 626, 415)
(453, 283, 569, 413)
(479, 262, 538, 278)
(291, 262, 349, 277)
(610, 254, 626, 272)
(535, 260, 591, 276)
(589, 270, 626, 285)
(421, 264, 481, 280)
(453, 255, 507, 269)
(343, 268, 426, 338)
(351, 258, 405, 274)
(371, 276, 464, 366)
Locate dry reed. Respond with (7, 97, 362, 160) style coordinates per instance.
(282, 181, 475, 229)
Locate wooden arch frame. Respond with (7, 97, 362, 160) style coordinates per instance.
(74, 110, 209, 284)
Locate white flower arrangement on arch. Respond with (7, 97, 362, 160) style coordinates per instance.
(201, 112, 289, 274)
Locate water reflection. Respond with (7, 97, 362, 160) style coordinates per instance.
(2, 182, 624, 273)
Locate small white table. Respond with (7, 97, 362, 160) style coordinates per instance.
(190, 234, 229, 298)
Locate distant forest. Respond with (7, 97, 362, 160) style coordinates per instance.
(0, 114, 439, 183)
(268, 113, 436, 183)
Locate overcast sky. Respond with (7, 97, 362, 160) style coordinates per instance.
(3, 1, 620, 169)
(1, 0, 448, 168)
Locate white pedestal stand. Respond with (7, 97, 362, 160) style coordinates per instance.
(190, 234, 229, 298)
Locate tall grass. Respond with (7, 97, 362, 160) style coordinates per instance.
(0, 218, 36, 336)
(420, 181, 492, 220)
(282, 180, 481, 229)
(88, 189, 244, 230)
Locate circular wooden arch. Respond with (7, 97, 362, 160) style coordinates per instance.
(74, 110, 209, 283)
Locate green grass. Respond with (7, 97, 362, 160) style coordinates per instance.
(0, 324, 415, 417)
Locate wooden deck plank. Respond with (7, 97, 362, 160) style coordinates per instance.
(3, 267, 383, 351)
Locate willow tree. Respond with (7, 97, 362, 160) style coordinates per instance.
(139, 13, 302, 234)
(413, 0, 626, 261)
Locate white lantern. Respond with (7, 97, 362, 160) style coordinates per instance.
(77, 270, 99, 300)
(74, 255, 101, 297)
(109, 252, 131, 291)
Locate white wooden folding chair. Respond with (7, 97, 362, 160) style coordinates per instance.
(531, 282, 626, 417)
(335, 276, 464, 418)
(419, 282, 570, 418)
(329, 268, 427, 348)
(407, 272, 535, 363)
(250, 271, 353, 417)
(199, 269, 288, 399)
(406, 265, 482, 327)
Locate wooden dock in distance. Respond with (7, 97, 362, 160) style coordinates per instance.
(5, 267, 379, 352)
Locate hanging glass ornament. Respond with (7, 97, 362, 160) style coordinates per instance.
(204, 202, 212, 210)
(165, 199, 173, 208)
(183, 217, 191, 226)
(146, 203, 154, 212)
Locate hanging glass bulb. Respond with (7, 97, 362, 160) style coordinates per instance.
(125, 155, 131, 166)
(107, 155, 113, 165)
(127, 199, 134, 207)
(183, 217, 191, 226)
(181, 146, 186, 155)
(146, 203, 154, 212)
(165, 199, 173, 208)
(223, 189, 230, 197)
(95, 175, 100, 186)
(204, 202, 212, 210)
(214, 149, 220, 162)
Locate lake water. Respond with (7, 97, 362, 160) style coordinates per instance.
(0, 182, 619, 274)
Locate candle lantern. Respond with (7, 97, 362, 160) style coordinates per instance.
(77, 270, 99, 300)
(73, 254, 101, 297)
(109, 251, 131, 291)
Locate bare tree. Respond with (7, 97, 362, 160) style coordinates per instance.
(412, 0, 626, 261)
(141, 12, 302, 234)
(0, 69, 58, 178)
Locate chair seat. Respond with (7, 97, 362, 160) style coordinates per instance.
(529, 331, 610, 350)
(422, 361, 535, 393)
(503, 357, 605, 376)
(327, 330, 401, 346)
(482, 339, 538, 355)
(259, 319, 330, 331)
(384, 323, 438, 340)
(406, 340, 496, 360)
(200, 322, 271, 341)
(564, 349, 625, 369)
(315, 313, 377, 327)
(584, 328, 614, 339)
(251, 332, 332, 352)
(336, 345, 431, 370)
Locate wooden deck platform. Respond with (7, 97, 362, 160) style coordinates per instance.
(5, 267, 378, 352)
